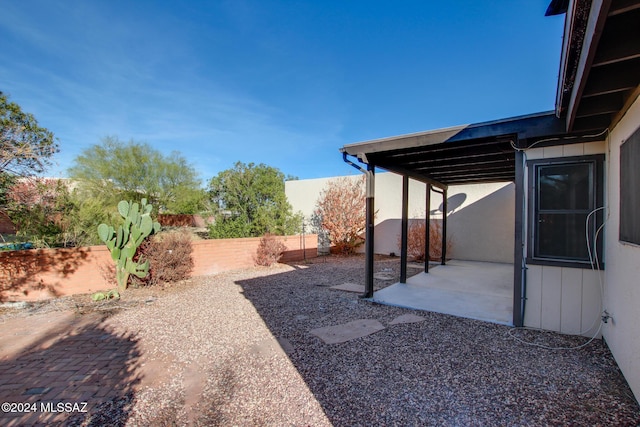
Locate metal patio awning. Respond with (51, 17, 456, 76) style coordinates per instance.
(340, 111, 571, 187)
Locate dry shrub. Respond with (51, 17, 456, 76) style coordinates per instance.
(255, 233, 287, 266)
(314, 176, 368, 255)
(135, 230, 194, 286)
(398, 220, 452, 261)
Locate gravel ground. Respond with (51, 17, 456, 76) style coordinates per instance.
(4, 255, 640, 426)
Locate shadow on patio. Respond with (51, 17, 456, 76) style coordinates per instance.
(0, 311, 141, 426)
(236, 256, 640, 426)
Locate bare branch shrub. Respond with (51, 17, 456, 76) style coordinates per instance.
(398, 219, 452, 261)
(255, 233, 287, 266)
(134, 230, 194, 286)
(314, 176, 367, 255)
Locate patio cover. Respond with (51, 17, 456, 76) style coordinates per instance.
(338, 0, 640, 326)
(340, 112, 603, 327)
(341, 112, 569, 187)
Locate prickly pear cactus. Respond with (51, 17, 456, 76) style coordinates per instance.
(97, 199, 161, 291)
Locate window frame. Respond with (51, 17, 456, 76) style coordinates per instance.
(526, 154, 605, 269)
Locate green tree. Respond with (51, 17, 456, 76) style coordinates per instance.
(208, 162, 302, 238)
(68, 137, 205, 213)
(1, 91, 58, 177)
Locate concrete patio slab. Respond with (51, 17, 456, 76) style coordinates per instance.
(310, 319, 385, 344)
(329, 282, 364, 293)
(373, 260, 513, 325)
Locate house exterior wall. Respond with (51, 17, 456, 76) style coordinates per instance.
(601, 95, 640, 399)
(522, 140, 606, 337)
(286, 172, 514, 263)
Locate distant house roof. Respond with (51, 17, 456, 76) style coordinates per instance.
(340, 0, 640, 186)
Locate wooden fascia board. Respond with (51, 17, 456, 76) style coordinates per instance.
(342, 125, 468, 156)
(566, 0, 612, 132)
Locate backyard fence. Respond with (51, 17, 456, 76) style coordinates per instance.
(0, 234, 318, 302)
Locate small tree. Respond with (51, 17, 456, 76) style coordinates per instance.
(68, 137, 204, 213)
(314, 176, 367, 255)
(97, 199, 161, 291)
(208, 161, 301, 238)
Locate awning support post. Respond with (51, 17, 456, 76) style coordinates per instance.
(364, 164, 376, 298)
(341, 152, 375, 299)
(400, 175, 409, 283)
(513, 149, 526, 326)
(425, 184, 431, 273)
(441, 187, 448, 265)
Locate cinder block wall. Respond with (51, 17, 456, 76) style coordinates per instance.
(0, 234, 317, 302)
(191, 234, 318, 276)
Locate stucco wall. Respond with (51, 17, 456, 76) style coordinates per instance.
(602, 94, 640, 400)
(522, 140, 607, 337)
(286, 172, 514, 263)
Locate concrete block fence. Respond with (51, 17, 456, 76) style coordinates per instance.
(0, 234, 317, 302)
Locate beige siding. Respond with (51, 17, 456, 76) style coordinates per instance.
(524, 265, 603, 337)
(540, 266, 562, 332)
(602, 94, 640, 399)
(522, 139, 606, 338)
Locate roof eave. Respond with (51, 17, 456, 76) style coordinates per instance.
(341, 111, 562, 157)
(564, 0, 612, 131)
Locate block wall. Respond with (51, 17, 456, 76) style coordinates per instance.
(0, 234, 317, 302)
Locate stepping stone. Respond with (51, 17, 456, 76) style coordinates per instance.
(373, 273, 395, 280)
(330, 282, 365, 293)
(310, 319, 385, 344)
(249, 337, 294, 357)
(277, 337, 295, 355)
(389, 313, 426, 325)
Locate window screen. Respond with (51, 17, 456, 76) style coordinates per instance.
(620, 127, 640, 245)
(528, 155, 604, 267)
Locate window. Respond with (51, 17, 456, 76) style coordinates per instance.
(527, 155, 604, 268)
(620, 126, 640, 245)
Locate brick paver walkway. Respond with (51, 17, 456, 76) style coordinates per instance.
(0, 311, 141, 426)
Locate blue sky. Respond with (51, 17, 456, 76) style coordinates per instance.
(0, 1, 564, 184)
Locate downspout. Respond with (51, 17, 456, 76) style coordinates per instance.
(513, 148, 527, 327)
(342, 151, 375, 299)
